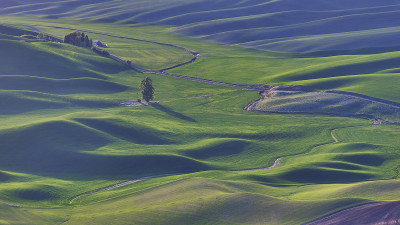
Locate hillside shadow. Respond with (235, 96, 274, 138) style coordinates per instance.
(0, 76, 128, 95)
(75, 118, 173, 145)
(0, 172, 12, 182)
(0, 94, 67, 115)
(0, 40, 126, 79)
(185, 140, 249, 159)
(0, 120, 208, 178)
(14, 189, 56, 201)
(279, 168, 373, 184)
(298, 46, 400, 57)
(151, 104, 196, 122)
(338, 154, 386, 166)
(0, 152, 209, 179)
(292, 57, 400, 81)
(316, 162, 362, 170)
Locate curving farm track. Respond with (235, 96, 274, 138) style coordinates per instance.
(23, 25, 400, 223)
(25, 25, 269, 91)
(69, 158, 282, 204)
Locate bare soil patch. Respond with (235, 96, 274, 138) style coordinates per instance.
(120, 100, 161, 107)
(192, 94, 214, 99)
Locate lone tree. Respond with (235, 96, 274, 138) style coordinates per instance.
(140, 77, 155, 102)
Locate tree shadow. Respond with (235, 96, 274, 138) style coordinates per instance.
(151, 104, 196, 122)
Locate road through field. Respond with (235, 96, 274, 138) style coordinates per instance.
(22, 25, 400, 223)
(68, 123, 339, 204)
(69, 158, 282, 204)
(66, 128, 343, 204)
(25, 25, 269, 91)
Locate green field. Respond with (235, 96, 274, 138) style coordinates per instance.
(0, 1, 399, 224)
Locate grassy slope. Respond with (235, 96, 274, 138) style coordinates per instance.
(252, 91, 400, 123)
(35, 26, 195, 70)
(3, 0, 400, 52)
(5, 16, 398, 104)
(0, 15, 399, 224)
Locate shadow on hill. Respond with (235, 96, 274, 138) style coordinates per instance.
(13, 189, 57, 201)
(303, 78, 355, 90)
(316, 162, 363, 170)
(319, 143, 381, 153)
(0, 24, 35, 36)
(0, 172, 12, 182)
(151, 104, 196, 122)
(0, 93, 67, 115)
(0, 40, 126, 79)
(279, 168, 373, 184)
(0, 92, 117, 115)
(299, 46, 400, 57)
(291, 57, 400, 81)
(75, 118, 173, 145)
(208, 131, 306, 140)
(242, 175, 282, 185)
(0, 76, 129, 95)
(337, 154, 386, 166)
(185, 140, 249, 159)
(0, 120, 208, 177)
(1, 153, 209, 178)
(0, 120, 111, 151)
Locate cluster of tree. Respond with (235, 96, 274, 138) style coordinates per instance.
(91, 46, 110, 57)
(140, 77, 155, 102)
(64, 31, 92, 47)
(37, 32, 62, 42)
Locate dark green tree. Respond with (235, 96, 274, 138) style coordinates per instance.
(85, 35, 90, 47)
(64, 31, 92, 47)
(37, 32, 45, 39)
(140, 77, 155, 102)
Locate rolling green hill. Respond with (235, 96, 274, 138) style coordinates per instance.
(0, 1, 399, 224)
(2, 0, 400, 52)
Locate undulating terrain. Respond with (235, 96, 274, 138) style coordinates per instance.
(0, 1, 399, 224)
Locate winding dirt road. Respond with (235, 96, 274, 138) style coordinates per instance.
(25, 25, 199, 58)
(23, 25, 400, 223)
(22, 24, 278, 204)
(331, 130, 339, 143)
(69, 173, 181, 204)
(67, 123, 331, 204)
(230, 158, 280, 172)
(25, 25, 269, 91)
(68, 158, 282, 204)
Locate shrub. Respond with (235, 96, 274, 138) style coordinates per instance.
(36, 33, 62, 42)
(91, 46, 110, 57)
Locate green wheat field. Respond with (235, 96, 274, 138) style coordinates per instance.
(0, 0, 399, 224)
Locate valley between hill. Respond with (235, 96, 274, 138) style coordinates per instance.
(0, 1, 399, 224)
